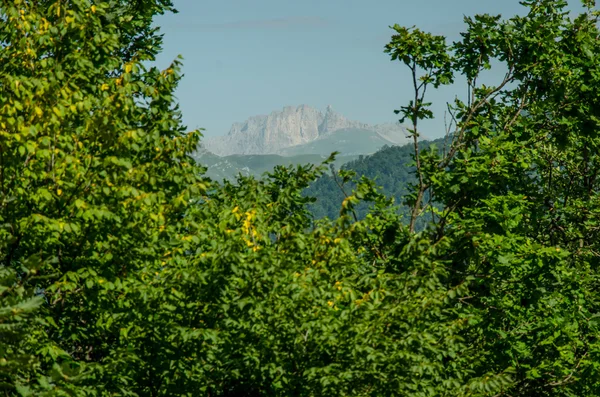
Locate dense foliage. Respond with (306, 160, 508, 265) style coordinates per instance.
(0, 0, 206, 393)
(1, 0, 600, 396)
(383, 0, 600, 393)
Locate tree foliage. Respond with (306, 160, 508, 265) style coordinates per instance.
(0, 0, 205, 393)
(1, 0, 600, 395)
(385, 0, 600, 394)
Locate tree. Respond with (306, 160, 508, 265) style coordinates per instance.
(148, 163, 478, 396)
(305, 137, 444, 225)
(0, 0, 205, 393)
(386, 0, 600, 394)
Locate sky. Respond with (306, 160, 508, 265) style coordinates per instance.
(152, 1, 537, 139)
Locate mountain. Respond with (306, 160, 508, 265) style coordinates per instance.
(203, 105, 410, 156)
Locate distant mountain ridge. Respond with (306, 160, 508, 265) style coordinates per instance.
(203, 105, 410, 156)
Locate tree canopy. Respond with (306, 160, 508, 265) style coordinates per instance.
(1, 0, 600, 396)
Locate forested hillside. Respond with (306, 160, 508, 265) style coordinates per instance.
(306, 137, 447, 221)
(2, 0, 600, 396)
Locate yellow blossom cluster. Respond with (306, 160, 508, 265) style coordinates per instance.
(237, 208, 261, 252)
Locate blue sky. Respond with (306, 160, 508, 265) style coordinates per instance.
(153, 1, 533, 139)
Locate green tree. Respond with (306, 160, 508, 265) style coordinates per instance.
(149, 164, 478, 396)
(6, 0, 600, 395)
(387, 0, 600, 394)
(0, 0, 206, 393)
(305, 137, 445, 225)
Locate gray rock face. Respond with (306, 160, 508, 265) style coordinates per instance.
(318, 105, 366, 134)
(203, 105, 409, 156)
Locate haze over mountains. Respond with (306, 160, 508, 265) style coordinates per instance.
(203, 105, 410, 156)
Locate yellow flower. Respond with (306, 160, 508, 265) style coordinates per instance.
(341, 195, 355, 208)
(327, 301, 334, 307)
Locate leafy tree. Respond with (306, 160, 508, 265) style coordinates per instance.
(0, 0, 205, 393)
(150, 163, 478, 396)
(386, 0, 600, 394)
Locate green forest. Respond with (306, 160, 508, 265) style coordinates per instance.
(2, 0, 600, 396)
(305, 138, 445, 223)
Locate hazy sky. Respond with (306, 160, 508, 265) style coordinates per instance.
(153, 1, 534, 139)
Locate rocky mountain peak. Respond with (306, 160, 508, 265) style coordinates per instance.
(319, 105, 365, 134)
(203, 105, 408, 156)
